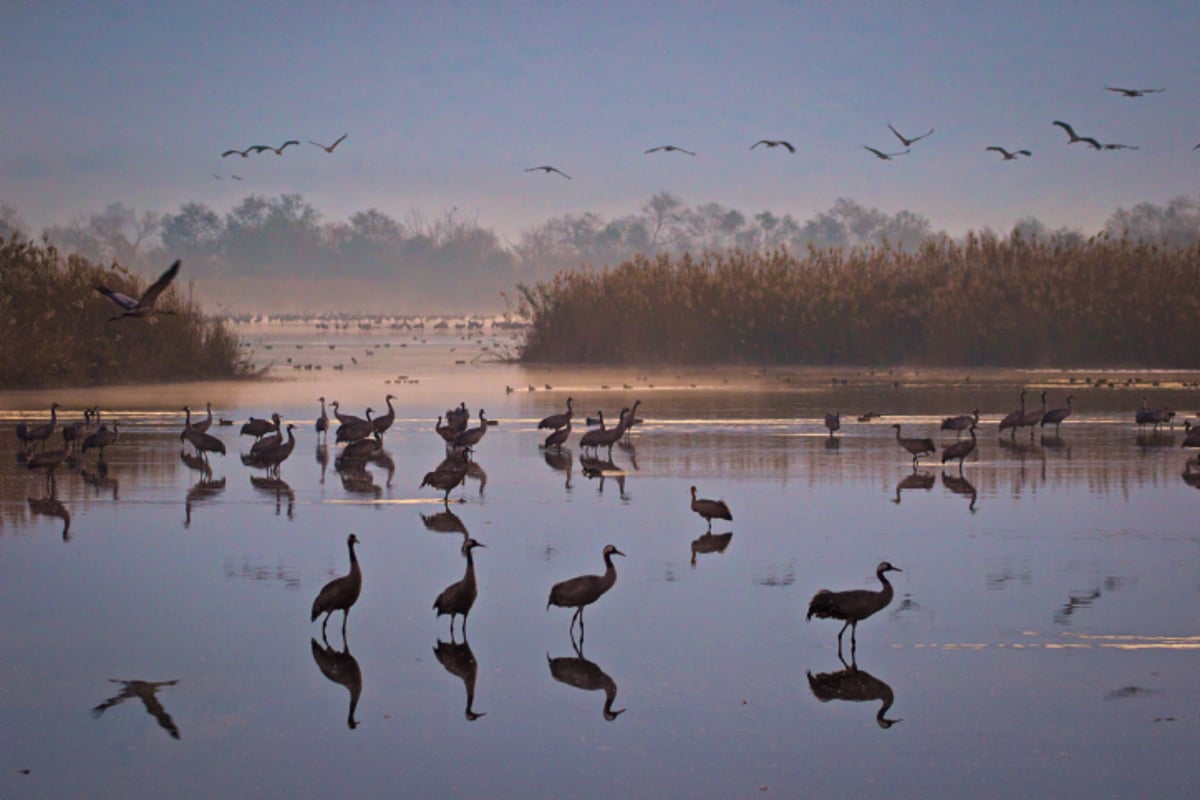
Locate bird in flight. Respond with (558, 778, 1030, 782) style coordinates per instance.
(985, 146, 1032, 160)
(269, 140, 300, 155)
(94, 259, 181, 321)
(221, 147, 254, 158)
(645, 145, 696, 156)
(887, 123, 933, 147)
(1051, 121, 1101, 149)
(863, 146, 910, 161)
(751, 140, 795, 153)
(309, 133, 348, 153)
(1102, 143, 1139, 150)
(525, 165, 572, 179)
(1105, 86, 1165, 97)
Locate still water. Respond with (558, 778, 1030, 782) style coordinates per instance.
(2, 324, 1199, 799)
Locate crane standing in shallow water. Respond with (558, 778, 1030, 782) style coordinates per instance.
(548, 545, 624, 642)
(807, 562, 902, 655)
(311, 534, 362, 643)
(433, 538, 486, 637)
(690, 485, 732, 531)
(892, 425, 935, 466)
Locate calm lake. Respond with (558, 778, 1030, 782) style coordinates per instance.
(2, 322, 1199, 799)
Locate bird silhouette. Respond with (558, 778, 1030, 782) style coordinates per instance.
(1105, 86, 1164, 97)
(824, 412, 840, 438)
(270, 139, 300, 154)
(863, 146, 910, 160)
(311, 533, 362, 643)
(986, 146, 1031, 160)
(807, 561, 901, 655)
(892, 424, 935, 465)
(433, 538, 485, 637)
(887, 123, 933, 147)
(538, 397, 574, 431)
(807, 653, 901, 729)
(1101, 142, 1139, 150)
(220, 147, 254, 158)
(751, 139, 795, 153)
(94, 259, 180, 321)
(690, 485, 732, 531)
(940, 424, 977, 469)
(645, 145, 696, 155)
(1052, 121, 1101, 149)
(1041, 395, 1074, 434)
(525, 165, 572, 179)
(309, 133, 348, 153)
(547, 544, 624, 642)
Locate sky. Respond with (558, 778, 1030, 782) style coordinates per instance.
(3, 1, 1198, 241)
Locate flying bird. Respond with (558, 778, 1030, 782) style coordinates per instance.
(247, 145, 272, 155)
(221, 147, 253, 158)
(1051, 121, 1101, 149)
(1102, 143, 1139, 150)
(309, 133, 348, 153)
(887, 123, 933, 147)
(270, 139, 301, 155)
(863, 146, 910, 160)
(525, 165, 572, 179)
(750, 140, 795, 153)
(94, 259, 180, 321)
(1105, 86, 1165, 97)
(645, 145, 696, 156)
(986, 146, 1032, 160)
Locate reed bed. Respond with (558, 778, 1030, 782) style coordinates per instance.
(1, 236, 248, 388)
(517, 231, 1200, 366)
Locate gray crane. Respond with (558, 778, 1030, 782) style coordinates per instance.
(940, 424, 977, 470)
(21, 402, 60, 452)
(824, 412, 841, 438)
(94, 259, 180, 321)
(807, 561, 902, 655)
(336, 409, 375, 444)
(1016, 390, 1047, 438)
(257, 424, 296, 477)
(940, 409, 979, 438)
(316, 397, 329, 442)
(547, 544, 624, 641)
(433, 538, 486, 637)
(420, 458, 470, 503)
(311, 533, 362, 642)
(690, 485, 732, 531)
(887, 122, 933, 147)
(452, 410, 489, 454)
(542, 419, 571, 451)
(81, 422, 119, 461)
(1041, 395, 1074, 434)
(998, 389, 1026, 439)
(538, 397, 574, 431)
(371, 394, 397, 436)
(892, 424, 935, 465)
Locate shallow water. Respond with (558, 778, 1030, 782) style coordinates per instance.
(2, 325, 1199, 799)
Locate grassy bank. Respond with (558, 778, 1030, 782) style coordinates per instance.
(517, 232, 1200, 366)
(1, 236, 248, 388)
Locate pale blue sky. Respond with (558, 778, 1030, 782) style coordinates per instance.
(3, 1, 1197, 239)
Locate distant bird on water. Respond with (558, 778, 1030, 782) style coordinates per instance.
(807, 561, 901, 655)
(986, 146, 1031, 160)
(690, 485, 732, 531)
(863, 146, 910, 160)
(309, 133, 348, 153)
(1052, 121, 1101, 149)
(433, 538, 486, 637)
(645, 145, 696, 156)
(887, 122, 933, 147)
(311, 533, 362, 642)
(824, 412, 840, 438)
(1105, 86, 1165, 97)
(751, 139, 795, 153)
(94, 259, 180, 321)
(525, 165, 571, 179)
(547, 544, 624, 641)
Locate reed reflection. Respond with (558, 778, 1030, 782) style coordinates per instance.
(941, 471, 978, 513)
(310, 638, 362, 730)
(91, 678, 181, 740)
(250, 475, 295, 519)
(547, 638, 624, 721)
(891, 469, 934, 504)
(806, 654, 900, 729)
(433, 637, 485, 720)
(690, 531, 733, 566)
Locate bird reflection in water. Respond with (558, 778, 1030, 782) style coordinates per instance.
(434, 637, 485, 720)
(367, 449, 395, 488)
(547, 638, 625, 721)
(310, 638, 362, 730)
(1135, 430, 1175, 449)
(80, 463, 119, 501)
(580, 453, 626, 498)
(1183, 455, 1200, 489)
(184, 456, 225, 529)
(941, 471, 978, 513)
(616, 439, 639, 471)
(315, 443, 329, 485)
(421, 507, 469, 537)
(543, 446, 574, 492)
(891, 469, 934, 504)
(338, 463, 382, 498)
(250, 475, 295, 519)
(824, 435, 841, 451)
(27, 491, 71, 540)
(807, 653, 900, 729)
(91, 678, 181, 739)
(690, 531, 733, 566)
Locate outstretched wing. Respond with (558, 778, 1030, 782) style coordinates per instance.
(138, 259, 181, 307)
(887, 122, 907, 145)
(1079, 136, 1102, 150)
(328, 133, 348, 150)
(220, 150, 239, 158)
(279, 139, 300, 150)
(750, 140, 769, 150)
(985, 146, 1009, 156)
(778, 141, 796, 153)
(1052, 120, 1075, 138)
(863, 146, 886, 158)
(94, 285, 138, 311)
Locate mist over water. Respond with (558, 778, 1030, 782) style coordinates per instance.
(2, 325, 1199, 799)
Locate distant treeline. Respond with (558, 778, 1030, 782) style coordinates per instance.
(517, 232, 1200, 366)
(0, 237, 247, 389)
